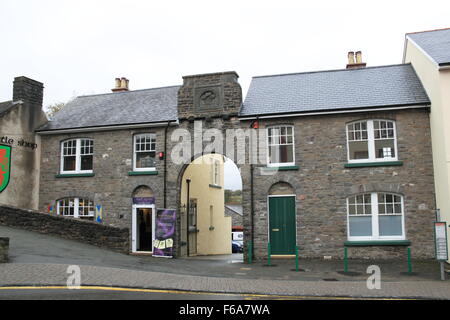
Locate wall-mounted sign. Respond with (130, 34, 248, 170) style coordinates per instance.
(1, 136, 37, 151)
(95, 205, 103, 223)
(153, 209, 176, 258)
(0, 145, 11, 193)
(434, 222, 448, 261)
(133, 197, 155, 205)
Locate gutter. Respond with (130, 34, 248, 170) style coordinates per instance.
(36, 120, 179, 135)
(238, 104, 430, 121)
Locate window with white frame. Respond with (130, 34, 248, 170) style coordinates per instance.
(347, 120, 397, 162)
(347, 193, 405, 241)
(57, 197, 95, 218)
(61, 139, 93, 173)
(134, 133, 156, 171)
(267, 125, 295, 166)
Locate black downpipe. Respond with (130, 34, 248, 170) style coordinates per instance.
(186, 178, 191, 257)
(163, 122, 170, 208)
(249, 117, 258, 260)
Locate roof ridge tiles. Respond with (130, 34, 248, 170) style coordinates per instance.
(252, 63, 411, 79)
(77, 84, 181, 99)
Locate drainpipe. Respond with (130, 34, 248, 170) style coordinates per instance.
(186, 178, 191, 256)
(249, 117, 259, 260)
(163, 121, 170, 208)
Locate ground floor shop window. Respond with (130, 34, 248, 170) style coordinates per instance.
(347, 192, 405, 241)
(57, 197, 95, 218)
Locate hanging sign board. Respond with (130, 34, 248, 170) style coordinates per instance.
(434, 222, 448, 261)
(153, 209, 176, 258)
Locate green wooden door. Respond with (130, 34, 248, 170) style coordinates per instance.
(269, 196, 296, 255)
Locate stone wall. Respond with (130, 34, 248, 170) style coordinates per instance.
(0, 237, 8, 263)
(0, 205, 129, 253)
(249, 108, 436, 260)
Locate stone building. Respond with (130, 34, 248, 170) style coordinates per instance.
(0, 77, 47, 210)
(36, 60, 436, 260)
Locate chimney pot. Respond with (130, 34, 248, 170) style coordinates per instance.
(355, 51, 363, 64)
(347, 51, 355, 65)
(112, 77, 129, 92)
(346, 51, 366, 69)
(114, 78, 121, 88)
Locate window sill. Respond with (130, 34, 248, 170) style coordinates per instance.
(209, 184, 222, 189)
(344, 161, 403, 168)
(56, 173, 95, 178)
(344, 240, 411, 247)
(263, 165, 299, 171)
(128, 171, 159, 176)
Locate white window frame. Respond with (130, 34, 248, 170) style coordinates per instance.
(60, 138, 94, 174)
(56, 197, 95, 218)
(133, 133, 157, 172)
(346, 192, 406, 241)
(266, 125, 295, 167)
(346, 120, 398, 163)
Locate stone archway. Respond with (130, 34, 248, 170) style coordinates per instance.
(178, 154, 243, 257)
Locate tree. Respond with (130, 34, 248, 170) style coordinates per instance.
(45, 102, 66, 118)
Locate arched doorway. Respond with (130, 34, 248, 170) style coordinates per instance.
(131, 186, 155, 253)
(179, 154, 242, 257)
(268, 182, 296, 255)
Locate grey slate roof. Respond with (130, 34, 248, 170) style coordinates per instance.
(225, 205, 243, 216)
(37, 85, 180, 131)
(0, 101, 15, 117)
(240, 64, 430, 117)
(407, 28, 450, 66)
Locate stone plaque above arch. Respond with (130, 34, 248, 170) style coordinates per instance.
(194, 85, 224, 112)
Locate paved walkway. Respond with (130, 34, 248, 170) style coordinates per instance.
(1, 225, 450, 299)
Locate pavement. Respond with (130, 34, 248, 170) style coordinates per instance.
(1, 225, 450, 299)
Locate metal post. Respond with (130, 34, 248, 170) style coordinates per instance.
(440, 262, 446, 281)
(267, 242, 271, 266)
(248, 242, 253, 264)
(344, 247, 348, 273)
(295, 246, 299, 272)
(407, 247, 412, 274)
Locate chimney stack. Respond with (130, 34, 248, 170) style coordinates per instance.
(112, 77, 129, 92)
(346, 51, 366, 69)
(13, 76, 44, 108)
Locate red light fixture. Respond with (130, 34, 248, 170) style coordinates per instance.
(159, 152, 165, 160)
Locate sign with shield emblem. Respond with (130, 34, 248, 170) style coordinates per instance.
(0, 145, 11, 193)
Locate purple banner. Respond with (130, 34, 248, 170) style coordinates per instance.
(133, 197, 155, 205)
(153, 209, 176, 258)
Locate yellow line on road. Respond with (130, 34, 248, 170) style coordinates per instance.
(0, 285, 414, 300)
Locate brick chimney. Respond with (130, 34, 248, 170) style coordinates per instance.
(112, 77, 129, 92)
(13, 76, 44, 109)
(12, 76, 47, 131)
(346, 51, 366, 69)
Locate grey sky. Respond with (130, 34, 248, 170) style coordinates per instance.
(1, 0, 448, 190)
(1, 0, 449, 108)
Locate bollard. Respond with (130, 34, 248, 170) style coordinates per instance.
(295, 246, 299, 272)
(407, 247, 412, 274)
(267, 242, 272, 266)
(344, 247, 348, 273)
(248, 242, 253, 264)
